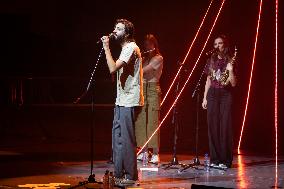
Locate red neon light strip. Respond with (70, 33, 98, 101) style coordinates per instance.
(138, 0, 226, 155)
(237, 0, 263, 154)
(275, 0, 278, 185)
(160, 0, 214, 107)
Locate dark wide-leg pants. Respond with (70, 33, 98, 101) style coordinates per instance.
(207, 87, 233, 167)
(112, 105, 138, 180)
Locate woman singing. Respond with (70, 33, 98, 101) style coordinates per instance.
(202, 35, 237, 169)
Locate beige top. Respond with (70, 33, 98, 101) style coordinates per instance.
(143, 55, 163, 83)
(115, 42, 144, 107)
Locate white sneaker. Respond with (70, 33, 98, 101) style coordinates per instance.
(149, 154, 159, 164)
(210, 163, 219, 168)
(117, 178, 136, 186)
(218, 163, 228, 169)
(137, 153, 144, 161)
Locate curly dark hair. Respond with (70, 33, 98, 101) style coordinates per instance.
(115, 19, 135, 41)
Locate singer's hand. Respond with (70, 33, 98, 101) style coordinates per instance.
(101, 36, 110, 50)
(202, 99, 207, 109)
(226, 62, 233, 71)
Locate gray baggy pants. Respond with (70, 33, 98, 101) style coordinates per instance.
(112, 106, 138, 180)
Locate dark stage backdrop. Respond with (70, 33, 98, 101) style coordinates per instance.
(0, 0, 283, 158)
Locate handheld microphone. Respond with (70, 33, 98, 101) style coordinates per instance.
(96, 33, 115, 44)
(205, 48, 218, 56)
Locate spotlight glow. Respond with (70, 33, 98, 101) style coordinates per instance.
(238, 0, 263, 154)
(237, 154, 247, 188)
(274, 0, 278, 186)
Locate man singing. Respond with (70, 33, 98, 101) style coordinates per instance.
(101, 19, 144, 182)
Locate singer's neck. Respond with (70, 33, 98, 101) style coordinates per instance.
(121, 40, 132, 47)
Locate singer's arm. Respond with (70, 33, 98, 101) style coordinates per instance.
(102, 36, 125, 74)
(225, 63, 237, 87)
(104, 47, 125, 74)
(202, 76, 211, 109)
(227, 70, 237, 87)
(143, 56, 163, 73)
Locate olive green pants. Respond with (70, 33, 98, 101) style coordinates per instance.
(135, 82, 161, 150)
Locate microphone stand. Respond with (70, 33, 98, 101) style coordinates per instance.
(71, 47, 104, 188)
(178, 62, 207, 173)
(161, 61, 185, 170)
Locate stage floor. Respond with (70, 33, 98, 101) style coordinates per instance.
(0, 153, 283, 189)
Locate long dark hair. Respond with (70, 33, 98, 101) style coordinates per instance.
(143, 34, 161, 61)
(211, 34, 233, 62)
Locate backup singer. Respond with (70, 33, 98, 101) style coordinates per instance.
(135, 34, 163, 164)
(202, 35, 237, 169)
(101, 19, 144, 182)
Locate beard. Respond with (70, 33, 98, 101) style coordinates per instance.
(115, 34, 127, 44)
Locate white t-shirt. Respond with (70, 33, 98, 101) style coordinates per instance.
(115, 42, 144, 107)
(143, 55, 163, 83)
